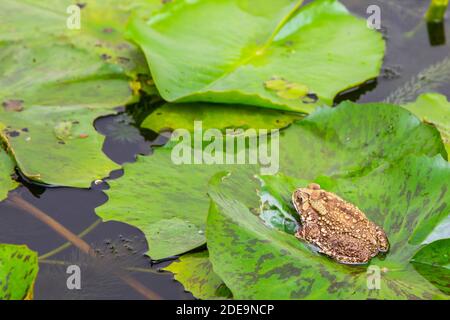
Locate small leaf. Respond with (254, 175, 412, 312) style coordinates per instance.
(0, 244, 39, 300)
(0, 149, 18, 201)
(412, 239, 450, 295)
(403, 93, 450, 155)
(0, 106, 120, 187)
(164, 251, 232, 300)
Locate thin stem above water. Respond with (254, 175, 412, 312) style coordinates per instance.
(426, 0, 449, 23)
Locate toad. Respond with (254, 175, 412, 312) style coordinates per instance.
(292, 183, 389, 264)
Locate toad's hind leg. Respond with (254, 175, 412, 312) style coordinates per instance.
(330, 253, 369, 265)
(327, 234, 373, 264)
(375, 225, 389, 252)
(319, 243, 370, 264)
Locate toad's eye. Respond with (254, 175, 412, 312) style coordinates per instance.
(296, 193, 308, 204)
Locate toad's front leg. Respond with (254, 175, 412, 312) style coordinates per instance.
(295, 225, 306, 240)
(375, 225, 389, 252)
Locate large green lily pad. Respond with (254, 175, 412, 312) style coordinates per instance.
(0, 244, 39, 300)
(0, 0, 164, 187)
(98, 101, 445, 260)
(0, 150, 17, 201)
(0, 41, 133, 111)
(206, 157, 450, 299)
(0, 40, 127, 187)
(0, 106, 120, 187)
(403, 93, 450, 155)
(128, 0, 385, 113)
(1, 0, 160, 77)
(97, 148, 258, 259)
(0, 0, 158, 110)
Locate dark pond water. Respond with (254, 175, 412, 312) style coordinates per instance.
(1, 0, 449, 299)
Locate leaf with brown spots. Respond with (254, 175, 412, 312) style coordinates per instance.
(101, 101, 446, 261)
(207, 163, 450, 299)
(0, 244, 38, 300)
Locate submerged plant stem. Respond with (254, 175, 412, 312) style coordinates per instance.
(426, 0, 449, 22)
(39, 219, 102, 260)
(384, 55, 450, 104)
(8, 194, 162, 300)
(9, 195, 91, 253)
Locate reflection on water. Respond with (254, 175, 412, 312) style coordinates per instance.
(0, 0, 449, 299)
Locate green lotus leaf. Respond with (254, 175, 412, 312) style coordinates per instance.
(0, 150, 17, 201)
(207, 156, 450, 299)
(0, 0, 159, 110)
(411, 239, 450, 295)
(99, 101, 445, 260)
(1, 0, 161, 77)
(0, 106, 120, 187)
(128, 0, 385, 113)
(0, 244, 39, 300)
(97, 148, 258, 259)
(278, 101, 447, 179)
(163, 251, 232, 300)
(141, 103, 303, 133)
(0, 41, 134, 112)
(403, 93, 450, 155)
(0, 0, 165, 187)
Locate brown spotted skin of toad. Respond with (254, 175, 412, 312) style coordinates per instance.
(292, 183, 389, 264)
